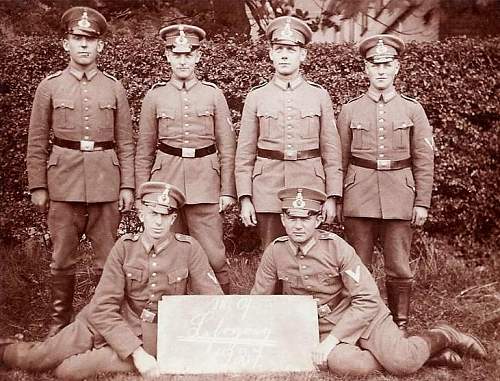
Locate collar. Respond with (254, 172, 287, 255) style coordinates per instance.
(273, 75, 303, 91)
(287, 234, 318, 256)
(68, 66, 98, 81)
(141, 232, 172, 254)
(367, 86, 397, 103)
(170, 77, 198, 91)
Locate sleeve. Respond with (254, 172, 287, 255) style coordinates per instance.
(319, 90, 343, 197)
(213, 88, 237, 198)
(27, 80, 52, 191)
(336, 104, 353, 176)
(410, 102, 434, 208)
(87, 240, 143, 360)
(134, 90, 159, 194)
(234, 91, 259, 199)
(187, 239, 224, 295)
(113, 80, 135, 190)
(327, 240, 380, 344)
(250, 245, 278, 295)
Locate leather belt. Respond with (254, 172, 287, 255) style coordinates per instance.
(158, 143, 216, 158)
(53, 137, 114, 152)
(350, 156, 411, 170)
(257, 148, 320, 161)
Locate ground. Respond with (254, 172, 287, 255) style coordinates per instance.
(0, 231, 498, 381)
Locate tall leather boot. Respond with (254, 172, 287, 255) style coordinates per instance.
(420, 329, 463, 369)
(386, 278, 412, 332)
(46, 273, 75, 338)
(427, 323, 487, 359)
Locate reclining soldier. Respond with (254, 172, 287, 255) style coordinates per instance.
(0, 182, 223, 379)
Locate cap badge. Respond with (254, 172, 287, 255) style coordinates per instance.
(292, 189, 306, 209)
(280, 17, 294, 39)
(175, 26, 189, 47)
(375, 38, 388, 54)
(78, 10, 91, 28)
(159, 185, 170, 204)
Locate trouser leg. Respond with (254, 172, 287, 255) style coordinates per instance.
(380, 220, 413, 330)
(54, 346, 135, 380)
(327, 343, 383, 376)
(344, 217, 378, 272)
(3, 319, 93, 372)
(177, 203, 230, 292)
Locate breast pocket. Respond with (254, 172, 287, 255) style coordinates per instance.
(350, 121, 370, 150)
(257, 108, 279, 140)
(124, 265, 145, 296)
(98, 99, 116, 132)
(197, 105, 215, 136)
(393, 120, 413, 150)
(300, 107, 321, 139)
(157, 107, 176, 136)
(167, 268, 189, 294)
(277, 270, 298, 292)
(52, 99, 75, 129)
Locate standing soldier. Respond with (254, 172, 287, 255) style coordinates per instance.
(135, 25, 236, 294)
(235, 16, 342, 250)
(337, 34, 434, 331)
(27, 7, 135, 336)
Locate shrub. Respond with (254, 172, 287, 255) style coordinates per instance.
(0, 34, 498, 260)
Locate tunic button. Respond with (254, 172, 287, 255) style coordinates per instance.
(380, 145, 385, 149)
(184, 106, 188, 109)
(379, 110, 384, 115)
(379, 118, 384, 123)
(184, 140, 189, 143)
(184, 98, 188, 102)
(301, 265, 307, 269)
(379, 127, 384, 131)
(84, 116, 89, 121)
(84, 107, 89, 111)
(152, 262, 157, 267)
(82, 82, 87, 85)
(184, 114, 188, 118)
(185, 123, 189, 127)
(378, 103, 383, 108)
(127, 273, 132, 277)
(300, 255, 305, 259)
(150, 294, 155, 298)
(152, 254, 156, 258)
(177, 277, 181, 281)
(379, 153, 385, 157)
(287, 135, 292, 139)
(287, 107, 292, 111)
(379, 136, 384, 140)
(152, 273, 157, 277)
(84, 136, 89, 140)
(402, 123, 407, 127)
(287, 144, 292, 148)
(83, 89, 88, 93)
(306, 285, 312, 289)
(185, 132, 189, 135)
(151, 283, 156, 288)
(287, 125, 292, 129)
(304, 275, 309, 280)
(84, 98, 88, 102)
(287, 116, 292, 120)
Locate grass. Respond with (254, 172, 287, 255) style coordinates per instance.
(0, 232, 499, 381)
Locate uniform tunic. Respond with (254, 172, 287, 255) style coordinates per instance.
(3, 232, 222, 378)
(235, 76, 343, 213)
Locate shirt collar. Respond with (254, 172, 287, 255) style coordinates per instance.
(170, 77, 198, 90)
(68, 66, 98, 81)
(273, 75, 303, 91)
(287, 234, 318, 256)
(141, 232, 172, 254)
(367, 86, 397, 103)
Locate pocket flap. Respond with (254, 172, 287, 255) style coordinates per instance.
(99, 99, 117, 110)
(277, 270, 294, 283)
(124, 265, 143, 281)
(301, 107, 321, 118)
(394, 120, 414, 130)
(350, 120, 369, 131)
(256, 108, 278, 119)
(406, 174, 415, 189)
(319, 271, 339, 284)
(157, 108, 175, 119)
(168, 268, 189, 284)
(197, 105, 215, 117)
(313, 160, 326, 180)
(151, 159, 162, 172)
(53, 99, 74, 109)
(47, 152, 59, 168)
(344, 171, 356, 188)
(111, 150, 120, 166)
(251, 159, 264, 179)
(211, 156, 221, 174)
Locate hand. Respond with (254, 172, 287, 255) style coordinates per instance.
(132, 346, 160, 378)
(219, 195, 236, 213)
(119, 189, 135, 212)
(335, 202, 344, 223)
(240, 196, 257, 227)
(312, 335, 339, 370)
(411, 206, 428, 227)
(321, 197, 337, 225)
(31, 189, 49, 212)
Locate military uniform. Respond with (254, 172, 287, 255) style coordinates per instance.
(135, 25, 236, 291)
(235, 16, 342, 249)
(1, 182, 222, 379)
(26, 7, 135, 336)
(250, 187, 486, 376)
(337, 34, 434, 329)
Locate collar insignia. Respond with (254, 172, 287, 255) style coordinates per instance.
(78, 10, 91, 28)
(375, 38, 388, 54)
(292, 189, 306, 208)
(280, 17, 294, 39)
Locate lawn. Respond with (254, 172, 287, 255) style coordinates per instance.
(0, 233, 498, 381)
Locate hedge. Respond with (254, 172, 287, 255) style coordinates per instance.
(0, 34, 498, 259)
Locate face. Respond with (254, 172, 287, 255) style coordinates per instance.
(269, 43, 306, 79)
(365, 59, 400, 91)
(280, 212, 322, 244)
(166, 49, 201, 80)
(139, 205, 177, 241)
(63, 34, 103, 70)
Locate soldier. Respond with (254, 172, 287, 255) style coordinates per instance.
(135, 24, 236, 294)
(26, 7, 135, 337)
(0, 182, 223, 379)
(251, 187, 486, 376)
(336, 34, 435, 330)
(235, 16, 342, 251)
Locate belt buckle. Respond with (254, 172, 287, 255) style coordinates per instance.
(182, 147, 196, 158)
(317, 303, 332, 318)
(140, 308, 156, 323)
(80, 140, 95, 152)
(284, 149, 298, 160)
(377, 159, 391, 170)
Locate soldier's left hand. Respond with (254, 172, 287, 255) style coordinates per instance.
(119, 189, 135, 212)
(411, 206, 428, 227)
(321, 197, 337, 224)
(312, 334, 339, 370)
(219, 195, 236, 213)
